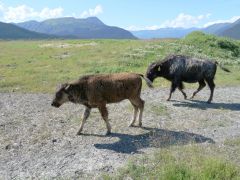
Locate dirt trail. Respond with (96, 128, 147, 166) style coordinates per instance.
(0, 87, 240, 179)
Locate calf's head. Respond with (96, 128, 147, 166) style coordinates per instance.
(146, 62, 161, 82)
(51, 83, 74, 108)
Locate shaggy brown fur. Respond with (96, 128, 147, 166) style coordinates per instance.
(51, 73, 152, 135)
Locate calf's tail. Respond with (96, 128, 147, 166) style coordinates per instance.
(138, 74, 154, 88)
(215, 61, 231, 72)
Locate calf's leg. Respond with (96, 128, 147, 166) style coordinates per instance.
(129, 103, 139, 127)
(130, 97, 144, 127)
(190, 80, 206, 99)
(77, 107, 91, 135)
(98, 104, 111, 135)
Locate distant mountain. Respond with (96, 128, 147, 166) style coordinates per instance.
(0, 21, 55, 39)
(132, 18, 240, 40)
(131, 27, 199, 39)
(17, 17, 136, 39)
(220, 19, 240, 39)
(202, 23, 231, 35)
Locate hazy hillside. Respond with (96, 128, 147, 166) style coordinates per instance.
(132, 27, 198, 39)
(0, 22, 55, 39)
(132, 18, 240, 39)
(17, 17, 137, 39)
(202, 22, 231, 35)
(220, 19, 240, 39)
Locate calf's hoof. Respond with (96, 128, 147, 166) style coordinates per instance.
(76, 131, 82, 135)
(129, 123, 134, 127)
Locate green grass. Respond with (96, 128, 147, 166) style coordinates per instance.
(103, 144, 240, 180)
(224, 137, 240, 147)
(0, 32, 240, 93)
(147, 103, 169, 116)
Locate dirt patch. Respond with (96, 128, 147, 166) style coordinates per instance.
(39, 42, 98, 48)
(0, 87, 240, 179)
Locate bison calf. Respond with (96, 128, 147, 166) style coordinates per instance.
(146, 55, 230, 103)
(51, 73, 153, 135)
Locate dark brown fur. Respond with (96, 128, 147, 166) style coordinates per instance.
(52, 73, 152, 135)
(146, 55, 230, 103)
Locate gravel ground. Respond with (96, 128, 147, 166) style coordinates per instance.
(0, 86, 240, 179)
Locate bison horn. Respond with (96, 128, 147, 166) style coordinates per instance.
(65, 84, 71, 91)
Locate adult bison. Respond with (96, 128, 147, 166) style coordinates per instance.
(51, 73, 153, 135)
(146, 55, 230, 103)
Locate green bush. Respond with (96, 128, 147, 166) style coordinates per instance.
(217, 39, 240, 57)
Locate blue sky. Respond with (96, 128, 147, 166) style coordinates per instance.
(0, 0, 239, 30)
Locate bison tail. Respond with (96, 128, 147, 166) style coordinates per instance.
(215, 62, 231, 73)
(138, 74, 154, 88)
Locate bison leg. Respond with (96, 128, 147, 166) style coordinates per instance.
(167, 81, 178, 101)
(130, 98, 144, 127)
(129, 103, 139, 127)
(178, 82, 187, 99)
(206, 79, 215, 103)
(77, 107, 91, 135)
(98, 104, 111, 135)
(190, 80, 206, 99)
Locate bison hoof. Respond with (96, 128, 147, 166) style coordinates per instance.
(129, 124, 134, 127)
(167, 98, 170, 101)
(105, 131, 111, 136)
(207, 101, 212, 104)
(139, 122, 142, 127)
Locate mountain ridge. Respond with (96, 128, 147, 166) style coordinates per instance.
(17, 17, 137, 39)
(131, 18, 240, 39)
(0, 21, 56, 39)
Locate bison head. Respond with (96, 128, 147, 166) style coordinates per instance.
(146, 62, 161, 82)
(51, 83, 74, 108)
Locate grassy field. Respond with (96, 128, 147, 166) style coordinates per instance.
(1, 32, 240, 179)
(103, 141, 240, 180)
(0, 32, 240, 93)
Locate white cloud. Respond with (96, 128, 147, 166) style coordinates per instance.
(0, 2, 3, 11)
(161, 13, 211, 28)
(127, 13, 211, 31)
(0, 2, 63, 22)
(80, 5, 103, 18)
(203, 16, 240, 27)
(126, 25, 161, 31)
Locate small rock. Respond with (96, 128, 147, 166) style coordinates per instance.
(52, 139, 57, 143)
(5, 144, 11, 150)
(12, 143, 19, 149)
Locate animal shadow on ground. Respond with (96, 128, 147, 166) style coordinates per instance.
(172, 99, 240, 111)
(93, 127, 214, 154)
